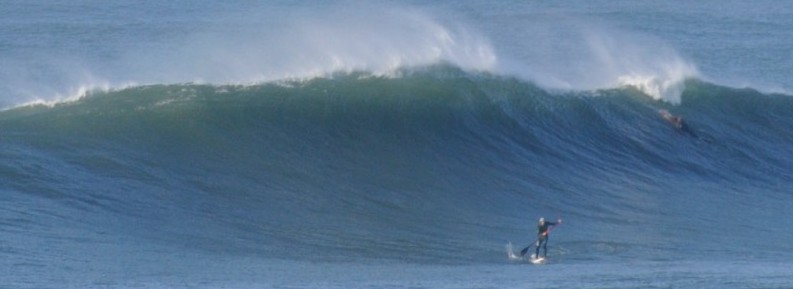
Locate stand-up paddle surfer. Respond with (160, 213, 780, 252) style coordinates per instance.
(534, 217, 561, 258)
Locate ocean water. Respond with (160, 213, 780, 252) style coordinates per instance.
(2, 1, 793, 288)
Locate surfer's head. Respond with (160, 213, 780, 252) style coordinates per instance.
(539, 217, 545, 224)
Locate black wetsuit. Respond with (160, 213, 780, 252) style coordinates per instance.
(535, 221, 557, 258)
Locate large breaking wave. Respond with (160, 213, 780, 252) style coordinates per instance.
(2, 65, 793, 266)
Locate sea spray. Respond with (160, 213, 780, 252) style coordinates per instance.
(493, 15, 699, 104)
(125, 5, 498, 87)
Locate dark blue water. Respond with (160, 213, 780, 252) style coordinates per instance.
(2, 1, 793, 288)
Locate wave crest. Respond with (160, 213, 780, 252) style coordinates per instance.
(617, 59, 698, 104)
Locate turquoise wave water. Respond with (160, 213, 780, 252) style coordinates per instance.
(2, 66, 792, 271)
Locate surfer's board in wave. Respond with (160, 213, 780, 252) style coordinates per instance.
(506, 242, 548, 264)
(529, 256, 546, 264)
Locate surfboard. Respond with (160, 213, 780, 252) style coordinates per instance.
(508, 242, 548, 264)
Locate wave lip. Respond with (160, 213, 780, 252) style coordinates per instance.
(617, 58, 698, 104)
(594, 29, 700, 104)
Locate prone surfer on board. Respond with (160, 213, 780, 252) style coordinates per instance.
(534, 217, 561, 259)
(659, 109, 699, 138)
(659, 109, 684, 129)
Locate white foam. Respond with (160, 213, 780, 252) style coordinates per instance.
(616, 61, 697, 104)
(10, 81, 136, 110)
(506, 242, 523, 261)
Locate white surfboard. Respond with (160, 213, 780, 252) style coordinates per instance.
(508, 242, 548, 264)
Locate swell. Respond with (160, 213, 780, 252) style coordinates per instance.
(2, 67, 793, 264)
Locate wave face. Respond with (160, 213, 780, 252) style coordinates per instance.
(2, 66, 793, 269)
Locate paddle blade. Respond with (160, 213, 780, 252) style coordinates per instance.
(520, 246, 530, 256)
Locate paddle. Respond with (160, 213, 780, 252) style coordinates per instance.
(519, 219, 562, 257)
(519, 243, 534, 257)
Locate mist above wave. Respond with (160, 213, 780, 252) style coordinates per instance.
(3, 3, 706, 107)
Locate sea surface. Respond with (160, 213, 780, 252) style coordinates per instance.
(2, 1, 793, 288)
